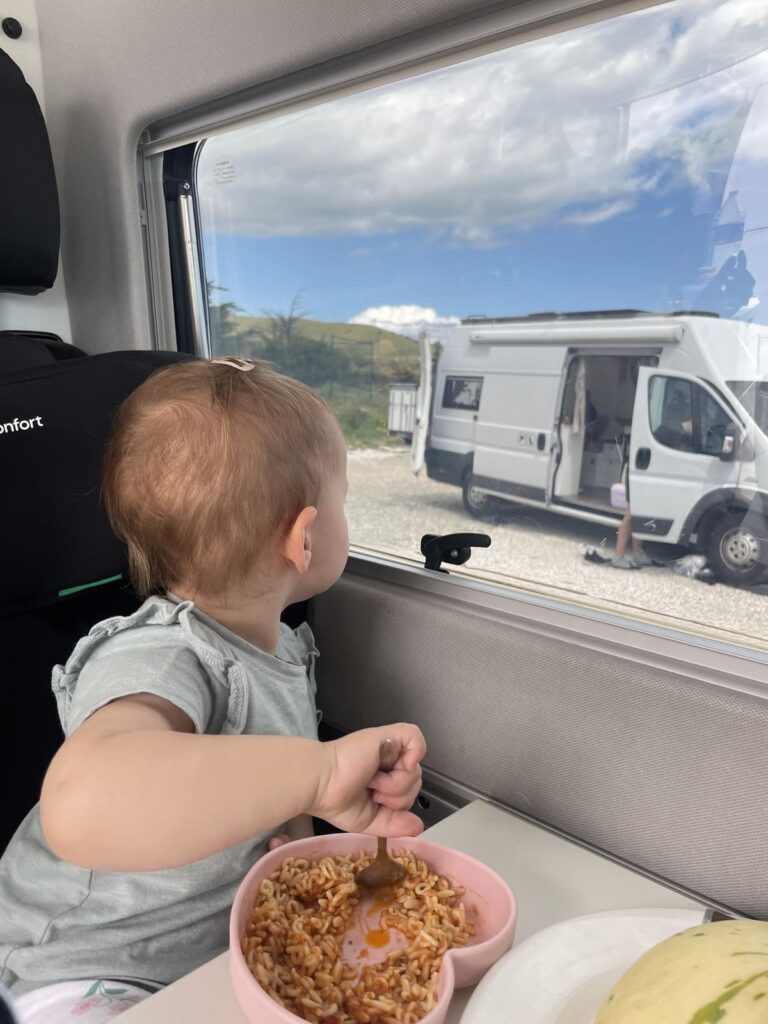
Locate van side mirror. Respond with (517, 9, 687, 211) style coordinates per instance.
(719, 423, 739, 461)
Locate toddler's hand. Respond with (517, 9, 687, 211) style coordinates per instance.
(268, 834, 291, 851)
(312, 724, 426, 837)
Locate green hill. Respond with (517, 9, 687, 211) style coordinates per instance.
(232, 315, 419, 376)
(210, 312, 420, 445)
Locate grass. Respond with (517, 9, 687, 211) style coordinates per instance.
(317, 382, 395, 448)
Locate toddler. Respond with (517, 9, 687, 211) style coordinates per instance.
(0, 357, 425, 1023)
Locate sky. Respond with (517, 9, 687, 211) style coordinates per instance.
(198, 0, 768, 339)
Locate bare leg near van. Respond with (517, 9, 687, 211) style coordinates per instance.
(613, 507, 651, 568)
(615, 506, 633, 559)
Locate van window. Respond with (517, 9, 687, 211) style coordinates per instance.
(698, 388, 734, 456)
(649, 378, 695, 451)
(649, 376, 733, 455)
(443, 377, 482, 411)
(194, 0, 768, 651)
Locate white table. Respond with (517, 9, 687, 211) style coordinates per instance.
(120, 800, 706, 1023)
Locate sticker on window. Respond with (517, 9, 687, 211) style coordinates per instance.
(442, 377, 483, 411)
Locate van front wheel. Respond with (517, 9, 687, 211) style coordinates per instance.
(462, 476, 491, 517)
(705, 511, 767, 585)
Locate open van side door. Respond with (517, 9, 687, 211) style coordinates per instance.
(629, 366, 741, 542)
(411, 330, 432, 475)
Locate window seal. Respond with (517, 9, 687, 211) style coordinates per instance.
(162, 143, 211, 357)
(344, 550, 768, 681)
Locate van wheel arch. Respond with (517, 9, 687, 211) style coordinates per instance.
(701, 506, 767, 586)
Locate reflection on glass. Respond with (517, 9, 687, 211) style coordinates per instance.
(728, 380, 768, 436)
(196, 0, 768, 648)
(199, 0, 768, 329)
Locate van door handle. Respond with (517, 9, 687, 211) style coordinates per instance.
(635, 448, 651, 470)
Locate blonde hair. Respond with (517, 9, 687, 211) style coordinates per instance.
(103, 358, 342, 599)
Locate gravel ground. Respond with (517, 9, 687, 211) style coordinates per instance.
(346, 447, 768, 652)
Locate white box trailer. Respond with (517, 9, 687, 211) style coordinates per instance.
(387, 383, 417, 440)
(412, 312, 768, 584)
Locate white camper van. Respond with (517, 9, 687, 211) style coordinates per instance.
(416, 311, 768, 584)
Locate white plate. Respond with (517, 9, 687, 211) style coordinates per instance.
(461, 907, 705, 1024)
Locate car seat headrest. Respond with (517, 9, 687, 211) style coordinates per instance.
(0, 47, 60, 294)
(0, 350, 193, 614)
(0, 332, 86, 371)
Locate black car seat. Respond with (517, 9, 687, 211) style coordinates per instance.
(0, 46, 191, 850)
(0, 46, 59, 296)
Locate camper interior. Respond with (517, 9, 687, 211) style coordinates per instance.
(554, 353, 658, 512)
(1, 1, 768, 1023)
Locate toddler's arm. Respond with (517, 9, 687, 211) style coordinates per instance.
(40, 693, 425, 872)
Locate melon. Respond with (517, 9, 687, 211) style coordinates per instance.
(595, 919, 768, 1023)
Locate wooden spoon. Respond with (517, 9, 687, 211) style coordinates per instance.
(356, 739, 407, 889)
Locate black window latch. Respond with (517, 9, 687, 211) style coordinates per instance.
(420, 532, 492, 573)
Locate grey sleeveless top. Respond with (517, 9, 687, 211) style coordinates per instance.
(0, 594, 319, 995)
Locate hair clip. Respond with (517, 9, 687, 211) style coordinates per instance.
(210, 357, 257, 371)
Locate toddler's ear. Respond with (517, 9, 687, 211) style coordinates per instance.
(283, 506, 318, 573)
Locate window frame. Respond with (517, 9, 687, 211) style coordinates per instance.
(138, 0, 768, 660)
(140, 0, 669, 157)
(347, 549, 768, 680)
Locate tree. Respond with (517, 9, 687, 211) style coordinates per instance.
(205, 287, 364, 391)
(252, 292, 308, 349)
(243, 291, 351, 387)
(260, 333, 353, 388)
(206, 281, 244, 354)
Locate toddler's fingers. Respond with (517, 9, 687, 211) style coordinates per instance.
(392, 725, 427, 773)
(372, 790, 420, 812)
(369, 762, 422, 794)
(371, 724, 426, 774)
(372, 774, 422, 811)
(268, 834, 291, 851)
(366, 807, 425, 838)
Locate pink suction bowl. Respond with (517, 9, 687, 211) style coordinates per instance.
(229, 832, 517, 1024)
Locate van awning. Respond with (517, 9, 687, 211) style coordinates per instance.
(469, 322, 684, 345)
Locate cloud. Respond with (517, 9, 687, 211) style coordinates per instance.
(349, 305, 460, 339)
(566, 199, 636, 225)
(198, 0, 768, 243)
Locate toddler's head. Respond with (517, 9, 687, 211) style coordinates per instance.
(103, 358, 348, 603)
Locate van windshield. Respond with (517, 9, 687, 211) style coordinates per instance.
(727, 381, 768, 436)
